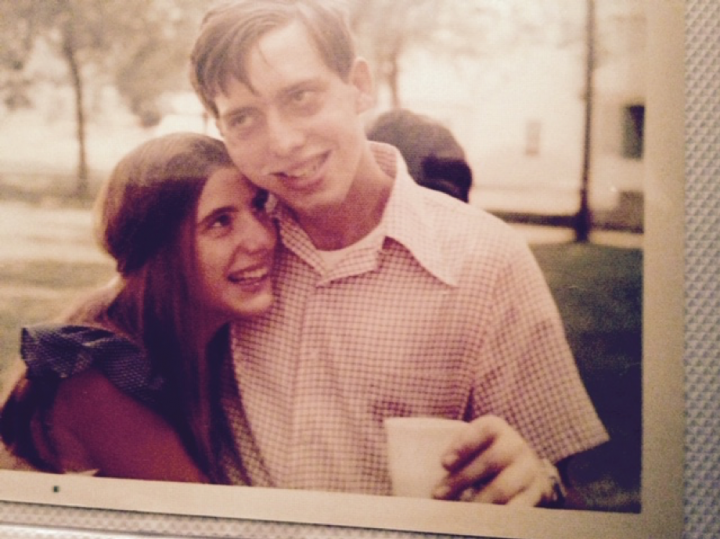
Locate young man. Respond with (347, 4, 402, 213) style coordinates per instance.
(190, 0, 608, 506)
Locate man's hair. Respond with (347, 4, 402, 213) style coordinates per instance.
(190, 0, 356, 118)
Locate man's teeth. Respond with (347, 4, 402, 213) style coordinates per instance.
(229, 268, 268, 283)
(283, 159, 320, 179)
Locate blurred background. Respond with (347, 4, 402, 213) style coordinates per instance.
(0, 0, 643, 513)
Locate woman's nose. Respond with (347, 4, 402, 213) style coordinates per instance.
(237, 214, 277, 253)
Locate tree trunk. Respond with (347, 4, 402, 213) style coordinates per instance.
(388, 55, 401, 109)
(61, 29, 89, 198)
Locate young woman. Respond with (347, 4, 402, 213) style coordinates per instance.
(0, 132, 277, 484)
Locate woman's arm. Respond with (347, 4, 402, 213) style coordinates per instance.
(49, 366, 208, 483)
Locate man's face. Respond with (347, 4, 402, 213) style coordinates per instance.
(214, 21, 373, 219)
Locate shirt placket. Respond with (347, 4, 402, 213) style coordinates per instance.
(288, 279, 330, 488)
(286, 247, 382, 489)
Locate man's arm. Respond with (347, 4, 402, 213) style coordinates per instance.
(435, 229, 607, 507)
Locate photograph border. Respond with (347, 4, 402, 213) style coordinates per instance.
(0, 1, 697, 538)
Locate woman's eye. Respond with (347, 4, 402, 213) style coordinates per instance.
(210, 213, 233, 229)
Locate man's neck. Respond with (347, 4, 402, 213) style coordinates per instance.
(295, 156, 394, 251)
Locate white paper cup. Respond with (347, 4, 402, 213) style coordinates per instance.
(384, 416, 468, 498)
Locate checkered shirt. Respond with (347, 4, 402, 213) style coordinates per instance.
(221, 143, 609, 494)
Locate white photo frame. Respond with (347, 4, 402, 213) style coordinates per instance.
(0, 1, 693, 538)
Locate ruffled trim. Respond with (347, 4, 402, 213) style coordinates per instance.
(20, 324, 164, 408)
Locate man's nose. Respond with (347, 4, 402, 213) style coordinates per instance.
(265, 111, 305, 156)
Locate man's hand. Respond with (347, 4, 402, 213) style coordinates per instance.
(431, 415, 559, 506)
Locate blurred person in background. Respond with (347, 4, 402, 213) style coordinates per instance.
(367, 108, 473, 202)
(0, 133, 276, 483)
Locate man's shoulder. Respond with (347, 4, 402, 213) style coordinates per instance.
(413, 187, 524, 249)
(390, 185, 531, 286)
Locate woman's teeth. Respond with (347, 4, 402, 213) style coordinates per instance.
(229, 268, 269, 284)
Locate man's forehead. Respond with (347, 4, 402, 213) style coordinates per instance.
(247, 21, 323, 71)
(221, 31, 329, 99)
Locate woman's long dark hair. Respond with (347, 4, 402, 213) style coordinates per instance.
(1, 133, 238, 483)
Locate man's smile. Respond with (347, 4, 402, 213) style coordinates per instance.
(268, 151, 330, 187)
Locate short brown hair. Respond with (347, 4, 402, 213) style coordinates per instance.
(190, 0, 356, 118)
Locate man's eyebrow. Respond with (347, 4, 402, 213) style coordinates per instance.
(281, 78, 319, 93)
(218, 78, 325, 120)
(279, 78, 324, 97)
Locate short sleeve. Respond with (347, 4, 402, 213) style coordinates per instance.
(20, 324, 164, 408)
(469, 238, 609, 463)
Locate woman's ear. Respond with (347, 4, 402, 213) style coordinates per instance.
(349, 58, 375, 113)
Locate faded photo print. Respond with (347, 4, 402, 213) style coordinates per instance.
(0, 2, 681, 539)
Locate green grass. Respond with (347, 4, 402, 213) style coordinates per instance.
(532, 242, 643, 512)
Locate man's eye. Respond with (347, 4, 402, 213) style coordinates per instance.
(292, 89, 311, 103)
(288, 89, 320, 111)
(228, 114, 249, 128)
(225, 111, 256, 135)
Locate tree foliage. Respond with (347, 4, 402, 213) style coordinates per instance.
(0, 0, 204, 117)
(345, 0, 643, 108)
(0, 0, 645, 197)
(0, 0, 206, 195)
(0, 0, 38, 109)
(346, 0, 557, 108)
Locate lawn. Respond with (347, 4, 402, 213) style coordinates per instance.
(533, 242, 642, 513)
(0, 197, 642, 513)
(0, 259, 115, 378)
(0, 197, 115, 390)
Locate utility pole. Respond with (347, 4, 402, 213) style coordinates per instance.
(576, 0, 596, 242)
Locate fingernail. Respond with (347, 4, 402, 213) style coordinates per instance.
(442, 452, 458, 468)
(433, 484, 450, 499)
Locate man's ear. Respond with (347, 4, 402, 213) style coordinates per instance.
(349, 57, 375, 113)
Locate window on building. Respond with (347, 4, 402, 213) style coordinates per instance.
(622, 104, 645, 159)
(525, 120, 541, 156)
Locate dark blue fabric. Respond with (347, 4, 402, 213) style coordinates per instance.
(20, 324, 164, 408)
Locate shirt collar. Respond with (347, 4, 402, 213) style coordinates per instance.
(375, 142, 459, 286)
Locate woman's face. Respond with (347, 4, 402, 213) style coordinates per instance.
(194, 166, 277, 324)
